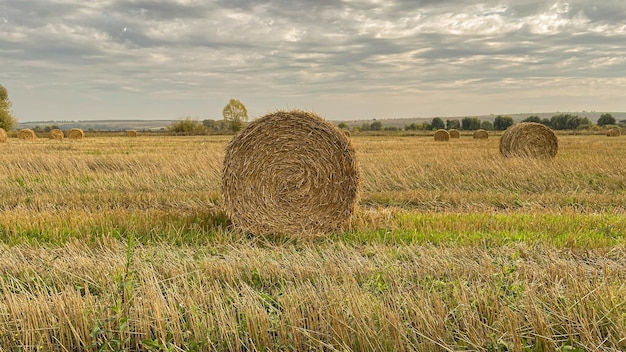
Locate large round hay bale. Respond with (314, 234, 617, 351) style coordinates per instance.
(448, 129, 460, 138)
(18, 129, 37, 140)
(67, 128, 84, 140)
(222, 110, 359, 235)
(0, 128, 6, 143)
(473, 129, 489, 139)
(607, 128, 621, 137)
(434, 129, 450, 141)
(500, 122, 558, 159)
(49, 128, 64, 140)
(127, 130, 138, 137)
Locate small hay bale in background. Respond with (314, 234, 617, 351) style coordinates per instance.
(222, 109, 359, 235)
(49, 129, 64, 140)
(0, 128, 6, 143)
(67, 128, 84, 140)
(434, 129, 450, 141)
(127, 130, 138, 137)
(500, 122, 558, 159)
(343, 130, 351, 138)
(18, 129, 37, 140)
(473, 129, 489, 139)
(448, 129, 460, 138)
(607, 128, 621, 137)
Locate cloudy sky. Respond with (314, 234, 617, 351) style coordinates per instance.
(1, 0, 625, 122)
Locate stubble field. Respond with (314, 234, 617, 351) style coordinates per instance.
(0, 133, 624, 351)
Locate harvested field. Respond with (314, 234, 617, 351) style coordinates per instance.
(0, 133, 624, 351)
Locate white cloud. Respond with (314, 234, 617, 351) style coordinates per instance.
(1, 0, 625, 121)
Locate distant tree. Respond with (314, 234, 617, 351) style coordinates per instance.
(360, 123, 371, 131)
(431, 117, 445, 130)
(597, 113, 616, 127)
(222, 98, 248, 132)
(337, 122, 349, 130)
(0, 83, 17, 131)
(550, 114, 582, 130)
(446, 119, 460, 130)
(522, 115, 541, 123)
(493, 115, 514, 130)
(540, 118, 552, 127)
(384, 126, 399, 131)
(481, 120, 494, 130)
(370, 120, 383, 131)
(404, 123, 416, 131)
(166, 117, 207, 135)
(202, 119, 227, 132)
(461, 117, 481, 130)
(618, 120, 626, 128)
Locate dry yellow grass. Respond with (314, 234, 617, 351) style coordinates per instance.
(0, 134, 624, 351)
(0, 127, 6, 143)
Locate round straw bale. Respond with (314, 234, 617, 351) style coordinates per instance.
(127, 130, 138, 137)
(49, 128, 64, 140)
(473, 129, 489, 139)
(434, 129, 450, 141)
(18, 129, 37, 140)
(500, 122, 558, 159)
(67, 128, 84, 140)
(607, 128, 621, 137)
(222, 110, 359, 235)
(0, 128, 6, 143)
(448, 129, 460, 138)
(343, 130, 351, 138)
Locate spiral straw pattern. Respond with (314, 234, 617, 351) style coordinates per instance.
(222, 110, 359, 235)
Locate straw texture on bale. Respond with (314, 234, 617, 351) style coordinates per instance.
(448, 129, 460, 138)
(17, 129, 37, 140)
(473, 129, 489, 139)
(127, 130, 138, 137)
(67, 128, 84, 140)
(342, 130, 351, 137)
(499, 122, 558, 159)
(222, 110, 359, 235)
(49, 129, 64, 140)
(434, 129, 450, 141)
(607, 128, 621, 137)
(0, 128, 6, 143)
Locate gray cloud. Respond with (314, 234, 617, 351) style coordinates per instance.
(1, 0, 625, 121)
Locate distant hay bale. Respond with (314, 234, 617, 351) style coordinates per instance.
(222, 109, 359, 235)
(0, 128, 6, 143)
(49, 129, 64, 140)
(127, 130, 138, 137)
(18, 129, 37, 140)
(67, 128, 84, 140)
(473, 129, 489, 139)
(607, 128, 621, 137)
(500, 122, 558, 159)
(448, 129, 460, 138)
(434, 129, 450, 141)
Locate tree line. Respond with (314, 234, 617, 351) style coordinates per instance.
(1, 82, 624, 135)
(342, 113, 624, 132)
